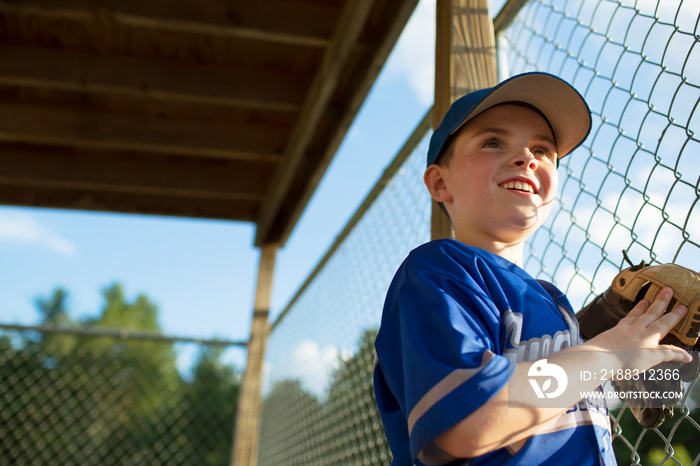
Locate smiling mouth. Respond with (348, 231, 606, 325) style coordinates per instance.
(500, 180, 536, 194)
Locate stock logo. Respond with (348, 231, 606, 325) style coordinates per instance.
(528, 359, 568, 399)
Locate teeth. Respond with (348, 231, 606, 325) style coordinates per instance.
(501, 180, 534, 193)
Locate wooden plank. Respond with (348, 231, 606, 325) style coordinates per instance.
(450, 0, 498, 97)
(253, 0, 376, 246)
(431, 0, 497, 240)
(0, 146, 270, 201)
(493, 0, 530, 34)
(0, 177, 259, 203)
(0, 45, 305, 112)
(0, 185, 259, 221)
(0, 102, 286, 161)
(231, 245, 277, 466)
(432, 0, 455, 240)
(115, 14, 328, 48)
(0, 0, 338, 47)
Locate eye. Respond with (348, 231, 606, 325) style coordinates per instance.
(482, 137, 501, 149)
(532, 145, 556, 162)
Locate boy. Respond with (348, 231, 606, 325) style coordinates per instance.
(373, 72, 691, 465)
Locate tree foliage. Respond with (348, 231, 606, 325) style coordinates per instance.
(611, 402, 700, 465)
(0, 284, 240, 465)
(258, 328, 391, 465)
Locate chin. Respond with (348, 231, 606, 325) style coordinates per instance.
(496, 221, 542, 243)
(514, 208, 550, 230)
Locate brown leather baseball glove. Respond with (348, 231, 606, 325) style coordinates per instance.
(576, 251, 700, 428)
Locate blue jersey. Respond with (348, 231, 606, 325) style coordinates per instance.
(374, 240, 616, 465)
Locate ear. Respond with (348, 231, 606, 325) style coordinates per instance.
(424, 164, 453, 203)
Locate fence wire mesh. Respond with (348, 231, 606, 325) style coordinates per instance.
(258, 114, 432, 466)
(259, 0, 700, 465)
(0, 327, 242, 465)
(500, 0, 700, 464)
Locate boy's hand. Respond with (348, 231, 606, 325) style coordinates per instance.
(587, 287, 691, 366)
(577, 259, 700, 348)
(581, 287, 695, 428)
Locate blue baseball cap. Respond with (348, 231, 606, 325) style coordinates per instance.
(427, 72, 591, 166)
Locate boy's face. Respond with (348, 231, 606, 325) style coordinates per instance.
(425, 104, 559, 246)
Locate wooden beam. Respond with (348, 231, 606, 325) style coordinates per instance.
(493, 0, 530, 34)
(0, 185, 259, 221)
(231, 244, 277, 466)
(432, 0, 454, 240)
(450, 0, 498, 97)
(0, 146, 270, 202)
(0, 45, 305, 112)
(272, 0, 421, 246)
(0, 177, 259, 203)
(431, 0, 497, 240)
(114, 14, 329, 49)
(254, 0, 376, 246)
(0, 102, 285, 162)
(0, 0, 335, 48)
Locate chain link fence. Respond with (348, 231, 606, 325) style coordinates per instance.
(0, 326, 243, 465)
(500, 0, 700, 464)
(259, 112, 432, 466)
(259, 0, 700, 464)
(2, 0, 697, 464)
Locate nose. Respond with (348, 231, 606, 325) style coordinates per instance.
(512, 148, 539, 171)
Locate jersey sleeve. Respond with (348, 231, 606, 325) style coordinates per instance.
(375, 258, 516, 464)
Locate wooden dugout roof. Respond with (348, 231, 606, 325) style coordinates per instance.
(0, 0, 419, 246)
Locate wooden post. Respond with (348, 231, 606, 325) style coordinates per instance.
(432, 0, 498, 240)
(231, 244, 277, 466)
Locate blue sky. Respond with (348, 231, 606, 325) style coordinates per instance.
(5, 0, 694, 373)
(3, 0, 491, 369)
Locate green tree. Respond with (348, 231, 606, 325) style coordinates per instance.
(322, 328, 390, 465)
(0, 283, 241, 465)
(36, 287, 78, 358)
(0, 333, 51, 464)
(36, 287, 71, 325)
(612, 404, 700, 465)
(180, 346, 240, 465)
(257, 330, 390, 466)
(258, 379, 322, 465)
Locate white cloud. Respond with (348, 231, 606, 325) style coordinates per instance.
(0, 211, 76, 255)
(288, 340, 341, 397)
(262, 339, 346, 399)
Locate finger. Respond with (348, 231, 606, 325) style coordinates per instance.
(625, 299, 650, 321)
(638, 287, 674, 324)
(657, 344, 693, 364)
(648, 304, 688, 337)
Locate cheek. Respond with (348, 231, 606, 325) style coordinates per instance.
(454, 156, 495, 183)
(451, 166, 490, 200)
(445, 155, 498, 201)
